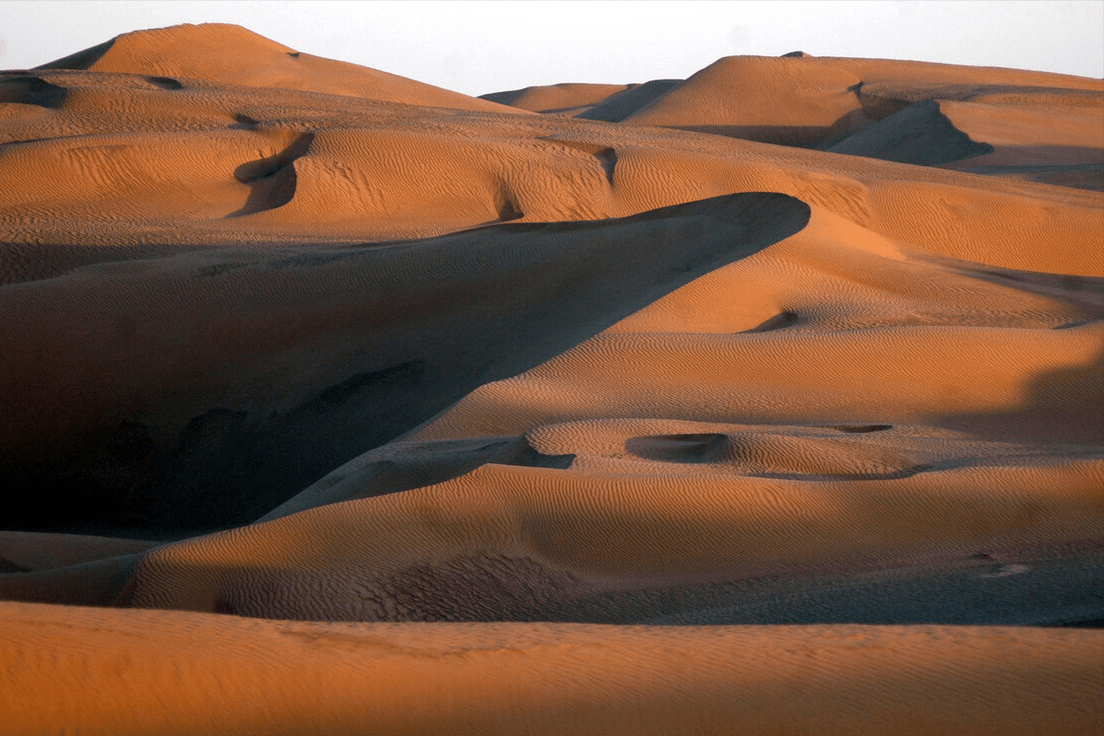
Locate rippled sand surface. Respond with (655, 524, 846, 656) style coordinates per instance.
(1, 23, 1101, 735)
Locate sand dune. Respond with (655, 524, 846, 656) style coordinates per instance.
(0, 530, 154, 572)
(480, 82, 634, 114)
(482, 79, 684, 121)
(118, 454, 1101, 621)
(831, 91, 1104, 189)
(0, 192, 808, 532)
(414, 203, 1103, 445)
(39, 23, 517, 113)
(3, 603, 1100, 736)
(618, 54, 1101, 141)
(577, 54, 1104, 189)
(2, 63, 1099, 268)
(1, 23, 1101, 735)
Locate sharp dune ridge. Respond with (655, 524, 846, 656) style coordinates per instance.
(0, 22, 1101, 735)
(0, 191, 809, 531)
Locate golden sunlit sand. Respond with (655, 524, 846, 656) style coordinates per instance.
(0, 22, 1101, 735)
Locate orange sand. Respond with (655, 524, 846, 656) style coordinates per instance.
(1, 23, 1102, 735)
(2, 602, 1101, 736)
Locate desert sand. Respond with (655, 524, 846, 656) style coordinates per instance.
(0, 22, 1101, 735)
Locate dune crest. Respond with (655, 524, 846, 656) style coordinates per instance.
(485, 54, 1104, 191)
(39, 23, 520, 113)
(0, 193, 809, 533)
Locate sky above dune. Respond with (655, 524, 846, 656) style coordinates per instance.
(1, 1, 1102, 96)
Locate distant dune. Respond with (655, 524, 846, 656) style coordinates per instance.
(37, 22, 519, 113)
(484, 54, 1104, 190)
(1, 23, 1101, 735)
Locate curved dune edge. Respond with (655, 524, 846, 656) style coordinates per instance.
(482, 54, 1103, 189)
(413, 203, 1104, 447)
(0, 531, 156, 572)
(257, 433, 575, 523)
(618, 55, 1102, 151)
(0, 192, 809, 533)
(1, 602, 1101, 736)
(116, 456, 1103, 621)
(37, 23, 519, 114)
(1, 67, 1099, 276)
(480, 82, 634, 114)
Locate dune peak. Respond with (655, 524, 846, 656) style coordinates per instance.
(38, 22, 518, 113)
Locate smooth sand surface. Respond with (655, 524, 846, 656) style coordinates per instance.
(2, 602, 1101, 736)
(1, 23, 1101, 735)
(38, 23, 519, 114)
(0, 531, 155, 572)
(480, 82, 634, 115)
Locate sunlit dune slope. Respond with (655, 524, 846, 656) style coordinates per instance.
(3, 603, 1100, 736)
(620, 54, 1101, 144)
(0, 64, 1099, 271)
(416, 204, 1104, 445)
(3, 29, 1100, 540)
(114, 452, 1102, 622)
(475, 53, 1103, 189)
(36, 23, 518, 113)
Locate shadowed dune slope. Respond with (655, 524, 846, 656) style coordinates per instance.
(616, 55, 1103, 189)
(828, 99, 996, 165)
(257, 434, 575, 523)
(622, 55, 1101, 143)
(480, 79, 684, 121)
(829, 92, 1104, 190)
(0, 193, 809, 534)
(576, 79, 683, 122)
(37, 23, 519, 113)
(480, 82, 633, 114)
(0, 531, 155, 572)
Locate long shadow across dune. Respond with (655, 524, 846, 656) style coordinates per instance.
(0, 192, 810, 536)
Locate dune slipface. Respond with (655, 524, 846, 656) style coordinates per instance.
(0, 23, 1101, 736)
(0, 192, 809, 532)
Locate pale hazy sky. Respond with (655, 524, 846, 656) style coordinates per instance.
(1, 1, 1101, 96)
